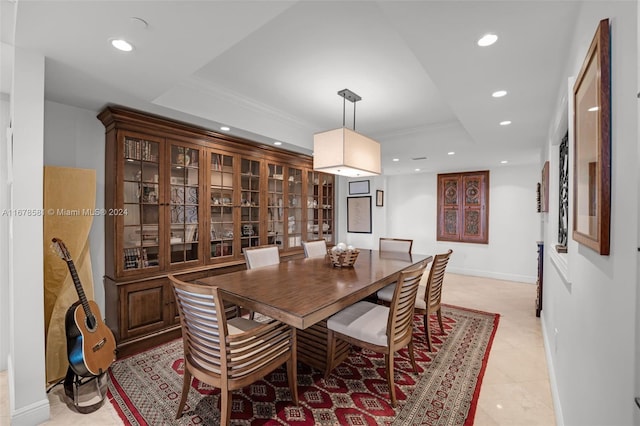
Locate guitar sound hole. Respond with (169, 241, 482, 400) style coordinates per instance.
(85, 315, 97, 331)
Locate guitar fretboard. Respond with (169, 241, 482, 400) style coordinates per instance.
(66, 260, 95, 325)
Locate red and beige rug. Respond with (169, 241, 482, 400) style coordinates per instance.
(107, 305, 499, 425)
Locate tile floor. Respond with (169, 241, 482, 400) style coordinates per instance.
(1, 273, 555, 425)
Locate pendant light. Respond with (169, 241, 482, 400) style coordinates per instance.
(313, 89, 381, 177)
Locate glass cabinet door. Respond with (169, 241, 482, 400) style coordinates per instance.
(267, 163, 284, 248)
(305, 171, 334, 244)
(240, 157, 261, 251)
(286, 167, 303, 249)
(209, 152, 235, 259)
(321, 174, 334, 243)
(306, 171, 321, 241)
(122, 135, 161, 272)
(168, 144, 200, 266)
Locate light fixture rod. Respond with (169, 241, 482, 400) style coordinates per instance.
(338, 89, 361, 130)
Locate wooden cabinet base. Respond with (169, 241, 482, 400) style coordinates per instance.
(115, 326, 182, 358)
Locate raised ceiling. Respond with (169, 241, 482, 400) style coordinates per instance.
(1, 1, 580, 175)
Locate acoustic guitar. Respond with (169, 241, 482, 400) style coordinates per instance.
(52, 238, 116, 377)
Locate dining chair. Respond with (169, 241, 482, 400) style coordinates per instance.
(377, 249, 453, 352)
(324, 261, 428, 407)
(302, 239, 327, 258)
(243, 245, 280, 269)
(373, 237, 415, 301)
(169, 275, 298, 425)
(379, 237, 413, 254)
(243, 245, 280, 320)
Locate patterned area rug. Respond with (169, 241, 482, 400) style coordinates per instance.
(107, 305, 499, 425)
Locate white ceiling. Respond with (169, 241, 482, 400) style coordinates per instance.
(1, 0, 580, 175)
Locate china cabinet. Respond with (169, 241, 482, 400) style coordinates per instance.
(99, 106, 334, 356)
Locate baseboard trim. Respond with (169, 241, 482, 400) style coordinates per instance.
(10, 399, 50, 425)
(541, 314, 564, 426)
(446, 267, 536, 284)
(7, 355, 50, 425)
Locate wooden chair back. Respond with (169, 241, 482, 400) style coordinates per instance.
(302, 239, 327, 258)
(424, 249, 453, 312)
(416, 249, 453, 351)
(388, 261, 427, 348)
(379, 238, 413, 254)
(168, 275, 298, 423)
(243, 245, 280, 269)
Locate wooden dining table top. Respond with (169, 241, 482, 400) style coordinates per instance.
(195, 249, 432, 329)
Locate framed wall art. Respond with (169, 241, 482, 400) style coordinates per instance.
(541, 161, 549, 212)
(572, 18, 610, 255)
(347, 196, 372, 233)
(376, 190, 384, 207)
(348, 180, 370, 195)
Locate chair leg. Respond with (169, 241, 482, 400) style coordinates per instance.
(436, 308, 444, 334)
(424, 313, 433, 352)
(407, 340, 418, 373)
(385, 353, 397, 407)
(325, 329, 336, 380)
(176, 368, 192, 419)
(220, 389, 233, 425)
(286, 357, 299, 405)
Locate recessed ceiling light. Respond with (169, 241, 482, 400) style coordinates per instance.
(220, 126, 230, 131)
(500, 160, 508, 164)
(499, 120, 512, 126)
(111, 39, 133, 52)
(448, 151, 455, 155)
(392, 158, 400, 162)
(492, 90, 507, 98)
(273, 141, 282, 146)
(477, 33, 498, 47)
(415, 168, 421, 172)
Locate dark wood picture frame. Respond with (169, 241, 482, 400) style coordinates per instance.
(541, 161, 549, 212)
(347, 196, 372, 233)
(572, 18, 610, 255)
(348, 180, 370, 195)
(376, 190, 384, 207)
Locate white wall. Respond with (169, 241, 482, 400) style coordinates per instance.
(636, 1, 640, 421)
(542, 2, 638, 425)
(43, 101, 107, 310)
(8, 47, 50, 425)
(339, 164, 540, 283)
(0, 96, 10, 372)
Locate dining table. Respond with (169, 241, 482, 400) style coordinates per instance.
(195, 248, 432, 374)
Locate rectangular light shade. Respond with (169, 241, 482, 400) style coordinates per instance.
(313, 127, 381, 177)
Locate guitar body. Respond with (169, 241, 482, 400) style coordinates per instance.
(65, 300, 116, 377)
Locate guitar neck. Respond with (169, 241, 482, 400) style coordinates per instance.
(66, 260, 93, 319)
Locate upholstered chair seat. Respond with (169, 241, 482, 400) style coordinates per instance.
(325, 261, 428, 407)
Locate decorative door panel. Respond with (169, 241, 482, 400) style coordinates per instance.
(461, 173, 488, 243)
(437, 171, 488, 243)
(121, 278, 171, 340)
